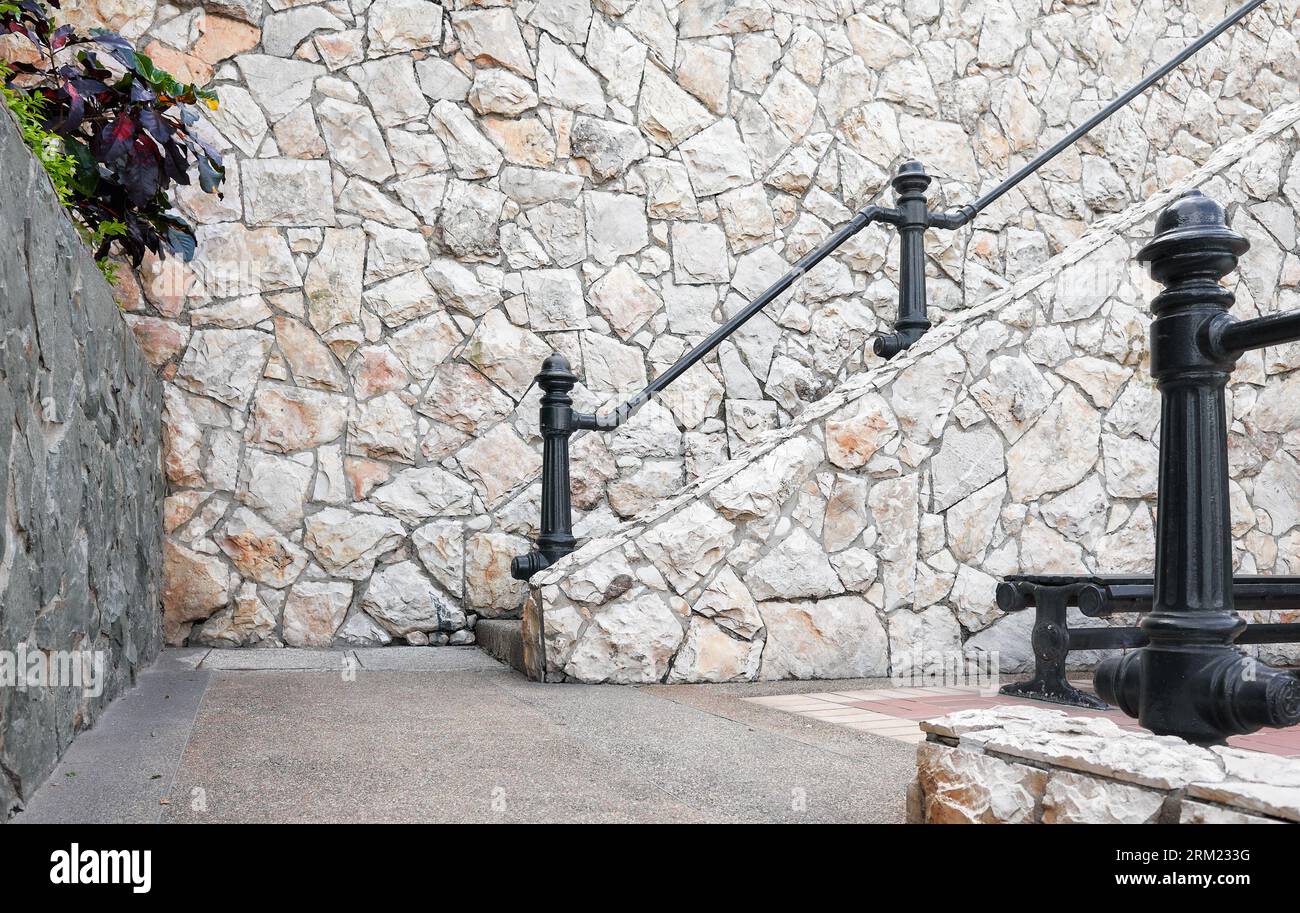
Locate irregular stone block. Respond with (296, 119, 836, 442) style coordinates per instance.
(758, 595, 888, 680)
(1042, 770, 1165, 824)
(915, 741, 1046, 824)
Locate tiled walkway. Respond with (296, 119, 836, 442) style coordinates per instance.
(745, 683, 1300, 757)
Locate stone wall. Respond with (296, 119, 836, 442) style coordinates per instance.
(910, 706, 1299, 823)
(66, 0, 1300, 646)
(0, 112, 165, 818)
(525, 103, 1300, 682)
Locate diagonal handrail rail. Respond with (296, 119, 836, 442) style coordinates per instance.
(575, 204, 898, 431)
(932, 0, 1267, 230)
(516, 100, 1300, 587)
(510, 0, 1270, 580)
(574, 0, 1267, 433)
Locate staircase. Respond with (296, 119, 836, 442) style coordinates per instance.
(503, 102, 1300, 684)
(476, 618, 530, 673)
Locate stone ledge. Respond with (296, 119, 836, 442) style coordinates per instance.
(909, 707, 1300, 824)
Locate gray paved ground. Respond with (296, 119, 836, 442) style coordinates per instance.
(13, 648, 916, 824)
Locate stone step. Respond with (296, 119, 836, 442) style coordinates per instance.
(476, 619, 527, 675)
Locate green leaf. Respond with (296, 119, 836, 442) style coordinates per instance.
(64, 136, 99, 196)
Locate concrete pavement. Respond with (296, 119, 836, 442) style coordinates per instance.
(14, 648, 916, 823)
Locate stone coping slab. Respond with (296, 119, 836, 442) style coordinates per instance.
(199, 648, 359, 671)
(914, 707, 1300, 823)
(351, 646, 506, 672)
(194, 646, 507, 673)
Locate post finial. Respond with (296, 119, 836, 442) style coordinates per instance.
(1137, 189, 1249, 286)
(891, 159, 931, 196)
(537, 352, 577, 392)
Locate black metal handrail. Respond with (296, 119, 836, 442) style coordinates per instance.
(1088, 189, 1300, 745)
(570, 0, 1268, 430)
(993, 576, 1300, 712)
(577, 204, 896, 431)
(934, 0, 1267, 230)
(510, 0, 1268, 582)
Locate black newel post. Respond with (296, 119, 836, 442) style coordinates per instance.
(1094, 190, 1300, 745)
(510, 354, 578, 581)
(874, 161, 933, 359)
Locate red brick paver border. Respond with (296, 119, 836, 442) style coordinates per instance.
(745, 684, 1300, 756)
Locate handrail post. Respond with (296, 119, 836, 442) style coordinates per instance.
(1094, 190, 1300, 745)
(510, 354, 578, 581)
(875, 161, 933, 359)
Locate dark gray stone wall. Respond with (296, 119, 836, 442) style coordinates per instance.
(0, 110, 164, 818)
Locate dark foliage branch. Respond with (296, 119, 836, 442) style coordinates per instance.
(0, 0, 224, 267)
